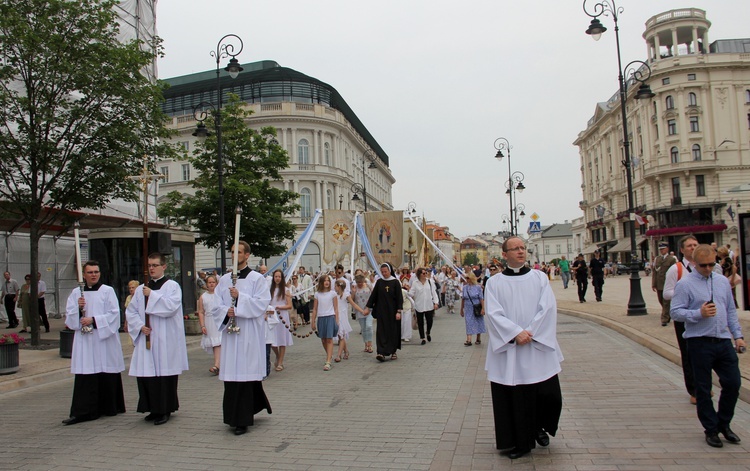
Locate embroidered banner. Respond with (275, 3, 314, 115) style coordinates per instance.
(363, 211, 404, 267)
(323, 210, 356, 266)
(402, 220, 423, 269)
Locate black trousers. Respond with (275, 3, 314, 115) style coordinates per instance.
(591, 275, 604, 300)
(38, 298, 50, 331)
(674, 321, 695, 397)
(576, 278, 588, 301)
(4, 294, 18, 326)
(416, 310, 434, 340)
(687, 337, 740, 433)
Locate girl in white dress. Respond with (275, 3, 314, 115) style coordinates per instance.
(270, 269, 293, 371)
(334, 280, 353, 362)
(401, 281, 414, 342)
(197, 275, 222, 375)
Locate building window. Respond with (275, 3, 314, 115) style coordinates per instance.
(688, 92, 697, 106)
(687, 73, 696, 81)
(324, 142, 330, 166)
(179, 141, 189, 151)
(665, 95, 674, 110)
(181, 164, 190, 181)
(662, 77, 670, 85)
(298, 139, 310, 165)
(326, 189, 332, 209)
(556, 244, 561, 254)
(670, 146, 680, 163)
(690, 116, 700, 132)
(667, 119, 677, 135)
(160, 166, 169, 183)
(746, 90, 750, 103)
(692, 144, 702, 161)
(299, 188, 311, 218)
(696, 175, 705, 196)
(672, 177, 681, 199)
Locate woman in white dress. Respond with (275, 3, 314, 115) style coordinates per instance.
(401, 281, 414, 342)
(289, 274, 301, 328)
(334, 280, 353, 362)
(197, 275, 221, 375)
(270, 269, 293, 372)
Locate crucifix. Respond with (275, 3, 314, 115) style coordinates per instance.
(130, 156, 164, 349)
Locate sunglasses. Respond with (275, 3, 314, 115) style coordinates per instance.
(697, 263, 715, 268)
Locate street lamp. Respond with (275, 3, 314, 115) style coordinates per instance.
(351, 149, 377, 211)
(494, 138, 526, 236)
(191, 34, 244, 275)
(338, 194, 343, 210)
(583, 0, 654, 315)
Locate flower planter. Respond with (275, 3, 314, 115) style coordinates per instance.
(184, 318, 202, 336)
(0, 342, 20, 375)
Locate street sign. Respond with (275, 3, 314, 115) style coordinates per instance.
(531, 212, 540, 221)
(529, 221, 541, 233)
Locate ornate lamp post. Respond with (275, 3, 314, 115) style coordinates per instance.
(583, 0, 655, 315)
(351, 149, 377, 212)
(192, 34, 244, 274)
(338, 194, 344, 209)
(494, 138, 526, 235)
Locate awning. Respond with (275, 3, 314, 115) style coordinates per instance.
(608, 235, 647, 252)
(581, 244, 599, 255)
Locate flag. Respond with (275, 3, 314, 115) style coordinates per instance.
(323, 210, 355, 265)
(634, 213, 647, 226)
(363, 211, 404, 267)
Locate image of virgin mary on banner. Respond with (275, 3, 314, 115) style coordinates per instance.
(323, 209, 356, 265)
(364, 211, 403, 267)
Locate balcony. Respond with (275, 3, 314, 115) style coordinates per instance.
(645, 219, 726, 237)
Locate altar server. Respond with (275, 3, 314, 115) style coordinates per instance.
(126, 253, 188, 426)
(62, 260, 125, 425)
(484, 236, 564, 460)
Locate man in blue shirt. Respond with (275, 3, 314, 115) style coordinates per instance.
(671, 244, 746, 448)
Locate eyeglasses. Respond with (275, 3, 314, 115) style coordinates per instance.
(489, 267, 498, 271)
(147, 264, 163, 268)
(505, 246, 526, 252)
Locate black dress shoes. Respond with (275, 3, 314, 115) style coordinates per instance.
(144, 413, 157, 421)
(536, 430, 550, 447)
(427, 335, 431, 342)
(705, 432, 723, 448)
(234, 426, 247, 435)
(153, 413, 170, 426)
(62, 415, 98, 426)
(719, 426, 741, 444)
(507, 448, 530, 459)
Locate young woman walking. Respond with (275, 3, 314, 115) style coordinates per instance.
(311, 276, 338, 371)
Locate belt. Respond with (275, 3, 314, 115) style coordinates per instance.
(690, 336, 731, 343)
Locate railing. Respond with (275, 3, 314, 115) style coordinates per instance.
(261, 103, 282, 112)
(298, 164, 316, 171)
(295, 103, 314, 112)
(646, 8, 706, 29)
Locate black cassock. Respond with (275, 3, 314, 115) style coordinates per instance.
(366, 278, 403, 356)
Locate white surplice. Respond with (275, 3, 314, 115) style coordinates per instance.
(484, 269, 563, 386)
(210, 270, 272, 382)
(125, 280, 188, 377)
(65, 285, 125, 374)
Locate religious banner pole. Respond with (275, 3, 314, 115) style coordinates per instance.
(73, 221, 92, 334)
(228, 205, 242, 334)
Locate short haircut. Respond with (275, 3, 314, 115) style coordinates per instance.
(235, 241, 251, 254)
(127, 280, 140, 288)
(678, 235, 698, 249)
(465, 271, 478, 284)
(148, 253, 167, 265)
(83, 260, 100, 268)
(502, 236, 524, 252)
(354, 274, 366, 283)
(335, 264, 344, 271)
(693, 244, 716, 262)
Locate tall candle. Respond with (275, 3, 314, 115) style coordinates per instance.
(232, 206, 242, 274)
(73, 221, 83, 283)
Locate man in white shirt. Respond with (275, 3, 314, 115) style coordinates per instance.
(37, 272, 50, 332)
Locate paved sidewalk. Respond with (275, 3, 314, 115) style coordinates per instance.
(1, 276, 750, 470)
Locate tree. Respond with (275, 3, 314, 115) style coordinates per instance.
(158, 95, 299, 260)
(463, 252, 479, 266)
(0, 0, 176, 345)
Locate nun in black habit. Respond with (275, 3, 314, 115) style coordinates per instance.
(365, 263, 404, 361)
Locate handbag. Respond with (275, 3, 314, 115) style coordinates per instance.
(466, 288, 483, 317)
(292, 297, 301, 310)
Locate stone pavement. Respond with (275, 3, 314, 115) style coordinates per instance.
(0, 275, 749, 470)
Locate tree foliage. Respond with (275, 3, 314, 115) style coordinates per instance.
(0, 0, 177, 344)
(158, 95, 299, 259)
(463, 252, 480, 266)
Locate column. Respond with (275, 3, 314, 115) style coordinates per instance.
(653, 35, 661, 60)
(691, 27, 699, 55)
(322, 180, 329, 209)
(312, 130, 319, 165)
(671, 28, 679, 56)
(291, 128, 297, 164)
(315, 180, 322, 210)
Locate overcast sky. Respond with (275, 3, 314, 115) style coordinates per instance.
(155, 0, 747, 238)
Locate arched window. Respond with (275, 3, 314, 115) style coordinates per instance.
(298, 139, 310, 165)
(692, 144, 702, 161)
(688, 92, 697, 106)
(300, 188, 311, 218)
(670, 146, 680, 163)
(324, 142, 330, 166)
(326, 189, 333, 209)
(665, 95, 674, 110)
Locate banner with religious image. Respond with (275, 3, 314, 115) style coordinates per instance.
(364, 211, 404, 267)
(322, 210, 356, 265)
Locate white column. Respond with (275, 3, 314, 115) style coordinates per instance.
(322, 180, 329, 209)
(291, 128, 297, 164)
(671, 29, 679, 56)
(315, 180, 322, 210)
(312, 130, 319, 165)
(691, 27, 699, 54)
(653, 35, 661, 60)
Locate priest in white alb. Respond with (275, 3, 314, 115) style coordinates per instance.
(210, 241, 272, 436)
(126, 253, 188, 426)
(62, 260, 126, 425)
(484, 236, 564, 460)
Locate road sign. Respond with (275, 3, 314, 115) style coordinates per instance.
(529, 221, 541, 233)
(531, 212, 540, 221)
